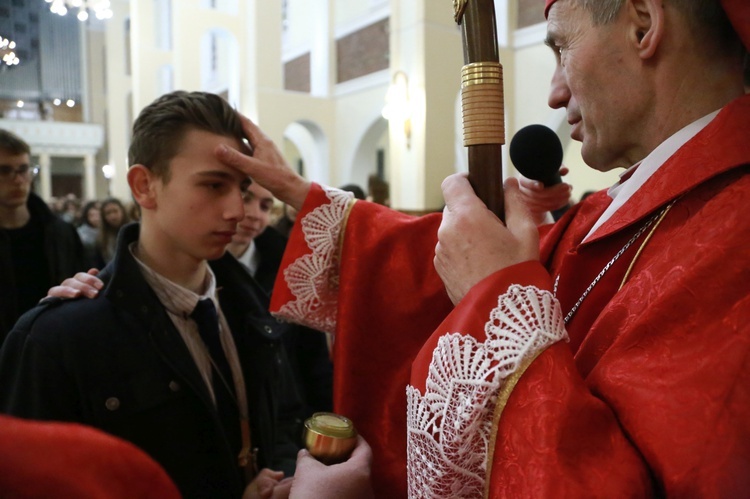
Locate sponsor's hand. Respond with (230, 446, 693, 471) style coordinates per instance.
(46, 268, 103, 300)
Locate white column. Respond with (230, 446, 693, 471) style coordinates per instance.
(105, 0, 134, 201)
(309, 0, 333, 98)
(38, 153, 52, 201)
(83, 154, 97, 200)
(387, 0, 463, 210)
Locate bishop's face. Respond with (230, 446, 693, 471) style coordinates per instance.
(546, 1, 651, 171)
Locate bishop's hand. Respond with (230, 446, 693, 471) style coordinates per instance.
(435, 174, 539, 305)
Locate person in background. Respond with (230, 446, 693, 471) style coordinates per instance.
(213, 0, 750, 495)
(96, 197, 130, 266)
(0, 129, 85, 344)
(77, 199, 101, 269)
(59, 194, 80, 225)
(228, 181, 333, 418)
(126, 200, 142, 222)
(338, 184, 366, 201)
(272, 203, 297, 238)
(0, 91, 302, 499)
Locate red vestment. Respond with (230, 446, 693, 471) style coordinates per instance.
(0, 415, 181, 498)
(272, 94, 750, 497)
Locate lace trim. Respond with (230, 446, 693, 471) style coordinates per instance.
(275, 186, 354, 334)
(406, 285, 568, 498)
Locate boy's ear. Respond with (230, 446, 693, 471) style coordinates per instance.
(627, 0, 663, 59)
(127, 165, 157, 210)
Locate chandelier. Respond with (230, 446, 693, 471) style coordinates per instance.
(45, 0, 114, 22)
(0, 36, 20, 67)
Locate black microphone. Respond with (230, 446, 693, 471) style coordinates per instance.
(509, 124, 563, 186)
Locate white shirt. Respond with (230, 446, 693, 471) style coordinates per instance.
(236, 240, 260, 276)
(130, 243, 249, 419)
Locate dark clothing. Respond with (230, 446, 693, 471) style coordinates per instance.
(253, 226, 287, 293)
(77, 223, 100, 269)
(254, 227, 333, 416)
(4, 216, 49, 316)
(0, 223, 302, 499)
(272, 216, 295, 239)
(0, 192, 85, 343)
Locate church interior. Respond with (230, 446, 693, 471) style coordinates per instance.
(0, 0, 621, 212)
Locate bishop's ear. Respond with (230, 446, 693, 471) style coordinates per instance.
(127, 165, 157, 210)
(627, 0, 663, 59)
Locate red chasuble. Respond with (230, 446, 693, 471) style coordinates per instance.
(272, 94, 750, 498)
(0, 415, 181, 498)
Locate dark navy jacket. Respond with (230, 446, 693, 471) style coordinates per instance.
(0, 223, 302, 499)
(253, 227, 333, 416)
(0, 192, 85, 342)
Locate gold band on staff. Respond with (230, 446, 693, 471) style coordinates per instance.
(461, 94, 503, 108)
(461, 62, 502, 75)
(461, 62, 505, 146)
(463, 120, 506, 128)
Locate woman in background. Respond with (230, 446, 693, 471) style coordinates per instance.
(76, 200, 101, 268)
(96, 197, 130, 267)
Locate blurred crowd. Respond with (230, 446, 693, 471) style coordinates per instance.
(46, 193, 137, 269)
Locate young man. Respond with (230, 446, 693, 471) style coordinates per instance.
(0, 129, 85, 343)
(0, 91, 302, 499)
(228, 182, 333, 418)
(215, 0, 750, 497)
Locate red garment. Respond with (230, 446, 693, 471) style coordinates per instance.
(272, 95, 750, 497)
(0, 415, 181, 499)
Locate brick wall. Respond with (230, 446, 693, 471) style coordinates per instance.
(336, 18, 389, 83)
(284, 52, 311, 93)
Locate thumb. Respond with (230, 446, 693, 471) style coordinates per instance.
(441, 173, 480, 212)
(295, 448, 322, 472)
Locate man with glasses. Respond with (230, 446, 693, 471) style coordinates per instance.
(0, 129, 85, 344)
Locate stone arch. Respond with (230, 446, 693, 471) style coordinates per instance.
(347, 116, 388, 192)
(283, 120, 329, 185)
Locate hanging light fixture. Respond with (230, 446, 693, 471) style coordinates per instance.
(382, 71, 412, 149)
(45, 0, 114, 22)
(0, 36, 20, 67)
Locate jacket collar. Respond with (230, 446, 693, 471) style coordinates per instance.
(26, 192, 56, 224)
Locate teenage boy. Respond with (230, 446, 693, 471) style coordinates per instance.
(0, 91, 301, 499)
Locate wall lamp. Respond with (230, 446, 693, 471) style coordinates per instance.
(382, 70, 412, 149)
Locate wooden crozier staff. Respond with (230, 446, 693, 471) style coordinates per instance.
(454, 0, 505, 220)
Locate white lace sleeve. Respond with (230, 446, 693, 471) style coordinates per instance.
(406, 285, 568, 498)
(275, 186, 354, 335)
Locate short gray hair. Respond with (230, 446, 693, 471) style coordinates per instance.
(579, 0, 742, 56)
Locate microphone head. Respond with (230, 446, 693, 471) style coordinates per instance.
(509, 124, 563, 186)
